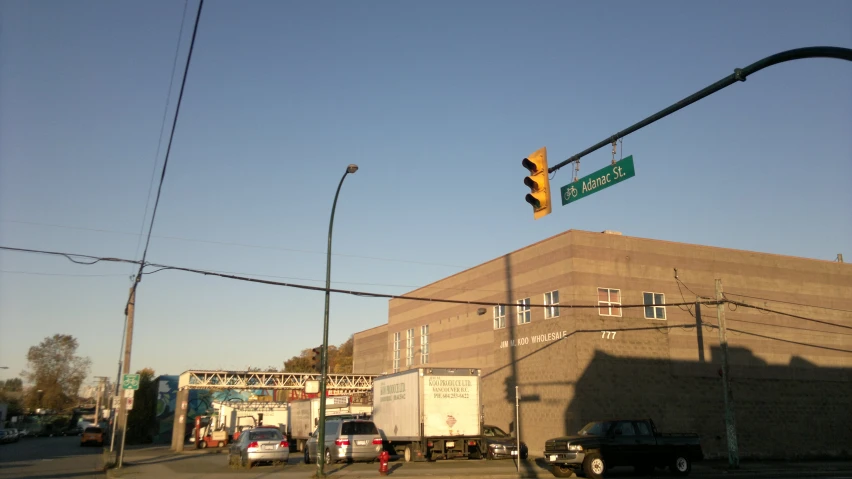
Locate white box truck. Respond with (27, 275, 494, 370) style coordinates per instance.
(287, 395, 370, 452)
(372, 367, 482, 462)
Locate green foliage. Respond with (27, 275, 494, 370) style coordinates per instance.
(22, 334, 91, 411)
(282, 335, 354, 374)
(2, 378, 23, 391)
(126, 368, 157, 444)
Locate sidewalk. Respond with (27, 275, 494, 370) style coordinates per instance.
(105, 447, 852, 479)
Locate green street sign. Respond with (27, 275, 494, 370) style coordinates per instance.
(122, 374, 140, 390)
(561, 155, 636, 205)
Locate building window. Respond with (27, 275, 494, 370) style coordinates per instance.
(598, 288, 622, 317)
(544, 290, 560, 318)
(420, 325, 429, 364)
(493, 305, 506, 330)
(517, 298, 531, 324)
(393, 332, 400, 373)
(406, 328, 414, 367)
(644, 292, 666, 320)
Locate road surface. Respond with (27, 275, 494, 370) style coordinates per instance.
(0, 435, 105, 479)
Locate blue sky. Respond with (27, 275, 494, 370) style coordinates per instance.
(1, 0, 850, 386)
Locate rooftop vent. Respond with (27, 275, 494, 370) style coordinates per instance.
(601, 230, 622, 235)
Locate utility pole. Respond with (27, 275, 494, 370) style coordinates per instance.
(109, 360, 122, 452)
(93, 376, 109, 427)
(715, 279, 739, 469)
(514, 386, 521, 473)
(116, 285, 136, 468)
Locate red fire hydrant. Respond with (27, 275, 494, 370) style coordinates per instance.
(378, 450, 390, 476)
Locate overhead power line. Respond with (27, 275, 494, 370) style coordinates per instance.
(724, 291, 852, 313)
(0, 219, 466, 269)
(0, 245, 713, 310)
(133, 0, 190, 265)
(0, 270, 129, 278)
(725, 299, 852, 331)
(134, 0, 203, 282)
(2, 245, 849, 334)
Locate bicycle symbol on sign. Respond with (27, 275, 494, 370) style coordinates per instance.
(564, 185, 578, 201)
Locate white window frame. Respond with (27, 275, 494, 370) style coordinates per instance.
(392, 332, 401, 373)
(643, 292, 667, 320)
(517, 298, 531, 324)
(420, 325, 429, 364)
(493, 305, 506, 330)
(597, 288, 622, 317)
(406, 328, 414, 367)
(544, 290, 560, 319)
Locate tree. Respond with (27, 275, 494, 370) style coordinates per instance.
(282, 336, 354, 374)
(22, 334, 91, 411)
(127, 368, 157, 444)
(332, 336, 354, 373)
(282, 348, 315, 373)
(1, 378, 23, 391)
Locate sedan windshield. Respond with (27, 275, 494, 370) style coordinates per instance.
(485, 426, 509, 437)
(578, 421, 613, 436)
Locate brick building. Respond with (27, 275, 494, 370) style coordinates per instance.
(351, 229, 852, 459)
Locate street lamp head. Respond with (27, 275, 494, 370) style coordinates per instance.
(347, 164, 359, 174)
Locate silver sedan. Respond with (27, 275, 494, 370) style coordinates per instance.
(228, 427, 290, 468)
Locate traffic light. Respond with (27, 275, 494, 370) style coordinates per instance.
(522, 147, 552, 219)
(310, 347, 321, 372)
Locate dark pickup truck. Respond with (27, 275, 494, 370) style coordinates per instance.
(544, 419, 703, 478)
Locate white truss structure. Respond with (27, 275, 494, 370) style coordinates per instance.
(178, 370, 377, 394)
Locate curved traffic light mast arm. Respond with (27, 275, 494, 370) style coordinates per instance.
(549, 46, 852, 174)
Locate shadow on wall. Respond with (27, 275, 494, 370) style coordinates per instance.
(564, 346, 851, 460)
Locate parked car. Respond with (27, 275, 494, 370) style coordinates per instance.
(228, 427, 289, 468)
(305, 419, 382, 465)
(481, 425, 528, 460)
(544, 419, 703, 478)
(80, 426, 104, 447)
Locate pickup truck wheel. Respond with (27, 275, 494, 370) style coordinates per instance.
(671, 454, 692, 476)
(583, 452, 606, 479)
(304, 448, 311, 464)
(551, 465, 574, 478)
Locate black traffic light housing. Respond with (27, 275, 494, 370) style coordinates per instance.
(310, 347, 321, 372)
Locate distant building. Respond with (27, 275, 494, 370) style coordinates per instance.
(351, 229, 852, 459)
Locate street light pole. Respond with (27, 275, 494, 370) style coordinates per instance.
(316, 164, 359, 477)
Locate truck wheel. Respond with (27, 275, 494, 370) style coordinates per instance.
(583, 452, 606, 479)
(217, 441, 224, 448)
(199, 441, 207, 449)
(404, 446, 412, 462)
(551, 465, 574, 478)
(671, 454, 692, 476)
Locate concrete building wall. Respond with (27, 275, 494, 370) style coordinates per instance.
(353, 324, 388, 374)
(353, 230, 852, 459)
